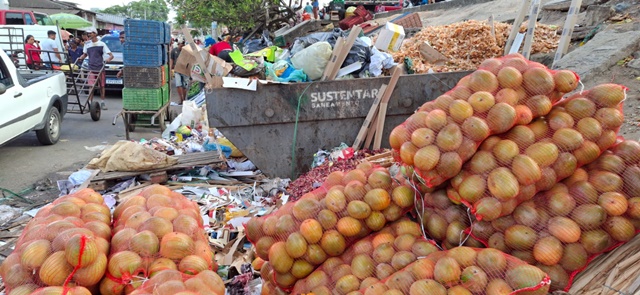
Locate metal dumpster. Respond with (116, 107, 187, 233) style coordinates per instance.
(206, 71, 471, 179)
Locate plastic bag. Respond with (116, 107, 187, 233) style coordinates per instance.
(99, 185, 217, 294)
(265, 61, 308, 82)
(468, 139, 640, 291)
(128, 269, 225, 295)
(290, 28, 372, 74)
(360, 247, 551, 294)
(0, 189, 112, 294)
(449, 83, 626, 222)
(244, 164, 421, 290)
(369, 47, 397, 77)
(390, 53, 581, 188)
(291, 41, 333, 80)
(181, 101, 203, 126)
(291, 218, 439, 293)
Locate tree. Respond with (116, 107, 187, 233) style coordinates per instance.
(169, 0, 296, 36)
(100, 0, 170, 22)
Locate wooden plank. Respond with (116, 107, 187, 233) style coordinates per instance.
(363, 111, 379, 149)
(352, 84, 388, 150)
(521, 0, 541, 59)
(373, 67, 402, 149)
(321, 36, 345, 81)
(504, 0, 532, 55)
(323, 26, 363, 81)
(552, 0, 583, 68)
(77, 169, 100, 190)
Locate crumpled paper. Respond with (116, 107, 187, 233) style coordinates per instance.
(87, 141, 178, 172)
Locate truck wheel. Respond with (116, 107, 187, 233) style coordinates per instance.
(90, 101, 101, 121)
(36, 107, 61, 145)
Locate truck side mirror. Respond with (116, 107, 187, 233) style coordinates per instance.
(0, 84, 6, 95)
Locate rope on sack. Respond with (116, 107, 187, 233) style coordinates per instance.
(290, 83, 313, 179)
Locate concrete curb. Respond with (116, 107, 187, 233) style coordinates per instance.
(373, 0, 496, 19)
(554, 28, 640, 86)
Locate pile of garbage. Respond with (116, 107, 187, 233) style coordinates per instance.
(393, 20, 560, 73)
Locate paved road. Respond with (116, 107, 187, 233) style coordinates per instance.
(0, 92, 176, 193)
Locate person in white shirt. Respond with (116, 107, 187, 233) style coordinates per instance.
(77, 28, 113, 110)
(40, 30, 62, 69)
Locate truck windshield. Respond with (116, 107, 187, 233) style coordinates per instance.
(101, 37, 123, 52)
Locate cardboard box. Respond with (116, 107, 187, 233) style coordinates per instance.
(374, 22, 405, 52)
(174, 45, 232, 83)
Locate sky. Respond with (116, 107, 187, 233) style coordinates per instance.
(69, 0, 177, 20)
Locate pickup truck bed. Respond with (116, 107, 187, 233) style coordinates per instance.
(0, 51, 68, 146)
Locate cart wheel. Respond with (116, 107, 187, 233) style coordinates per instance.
(127, 114, 136, 132)
(90, 101, 101, 121)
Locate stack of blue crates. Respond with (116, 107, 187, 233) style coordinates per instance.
(122, 19, 171, 110)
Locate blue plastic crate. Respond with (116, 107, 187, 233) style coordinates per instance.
(164, 22, 171, 44)
(125, 19, 169, 45)
(123, 44, 165, 67)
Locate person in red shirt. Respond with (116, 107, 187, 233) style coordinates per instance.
(24, 35, 42, 69)
(209, 35, 233, 63)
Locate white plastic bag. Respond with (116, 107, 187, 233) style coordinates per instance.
(181, 100, 203, 126)
(291, 41, 332, 80)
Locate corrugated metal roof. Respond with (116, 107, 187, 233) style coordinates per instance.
(96, 13, 125, 26)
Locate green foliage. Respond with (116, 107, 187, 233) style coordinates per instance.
(169, 0, 283, 31)
(100, 0, 170, 22)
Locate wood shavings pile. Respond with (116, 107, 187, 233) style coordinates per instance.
(394, 20, 560, 73)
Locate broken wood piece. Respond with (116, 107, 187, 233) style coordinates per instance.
(489, 14, 495, 39)
(552, 0, 583, 68)
(322, 26, 363, 81)
(374, 67, 402, 149)
(352, 84, 388, 150)
(363, 111, 379, 149)
(522, 0, 541, 59)
(504, 0, 532, 55)
(78, 169, 100, 190)
(418, 41, 448, 65)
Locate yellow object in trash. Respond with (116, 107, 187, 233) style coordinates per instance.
(60, 64, 79, 72)
(345, 6, 356, 18)
(218, 137, 244, 157)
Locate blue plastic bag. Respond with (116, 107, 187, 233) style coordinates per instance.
(203, 139, 232, 158)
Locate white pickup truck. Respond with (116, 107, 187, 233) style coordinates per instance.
(0, 49, 68, 145)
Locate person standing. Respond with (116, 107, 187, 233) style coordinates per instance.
(40, 30, 62, 69)
(170, 41, 188, 105)
(24, 35, 42, 69)
(117, 31, 125, 78)
(67, 40, 83, 64)
(304, 2, 313, 15)
(312, 0, 319, 19)
(77, 28, 114, 110)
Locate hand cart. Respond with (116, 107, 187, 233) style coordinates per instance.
(61, 59, 105, 121)
(113, 101, 170, 140)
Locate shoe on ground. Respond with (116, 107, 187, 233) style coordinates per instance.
(101, 102, 108, 110)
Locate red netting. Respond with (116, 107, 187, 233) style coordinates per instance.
(390, 53, 580, 188)
(449, 84, 626, 222)
(359, 247, 550, 294)
(126, 269, 225, 295)
(468, 139, 640, 291)
(290, 218, 439, 294)
(415, 189, 484, 250)
(99, 185, 217, 295)
(244, 163, 424, 290)
(0, 189, 111, 295)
